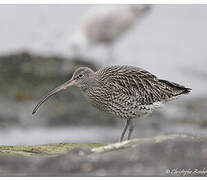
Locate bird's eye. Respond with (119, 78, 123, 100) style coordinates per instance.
(77, 74, 84, 79)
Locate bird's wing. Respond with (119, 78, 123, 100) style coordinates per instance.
(97, 66, 189, 105)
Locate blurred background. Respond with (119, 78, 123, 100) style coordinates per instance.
(0, 4, 207, 145)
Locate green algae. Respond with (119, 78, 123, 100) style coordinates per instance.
(0, 142, 103, 156)
(0, 134, 205, 156)
(0, 134, 187, 156)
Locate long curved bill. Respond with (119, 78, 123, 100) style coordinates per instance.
(32, 79, 75, 115)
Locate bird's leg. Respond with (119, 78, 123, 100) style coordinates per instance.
(127, 119, 135, 140)
(120, 119, 130, 142)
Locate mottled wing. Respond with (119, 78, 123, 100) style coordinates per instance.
(97, 66, 190, 105)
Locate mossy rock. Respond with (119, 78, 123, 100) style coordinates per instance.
(0, 51, 97, 98)
(0, 142, 103, 156)
(92, 133, 193, 153)
(0, 134, 199, 156)
(1, 134, 207, 176)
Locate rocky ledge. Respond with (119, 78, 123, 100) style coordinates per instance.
(0, 134, 207, 176)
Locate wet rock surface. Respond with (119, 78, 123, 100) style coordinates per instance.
(0, 134, 207, 176)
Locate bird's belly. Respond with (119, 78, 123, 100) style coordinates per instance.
(105, 104, 153, 120)
(92, 98, 162, 120)
(85, 91, 163, 120)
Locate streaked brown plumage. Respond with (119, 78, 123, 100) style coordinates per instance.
(32, 66, 191, 141)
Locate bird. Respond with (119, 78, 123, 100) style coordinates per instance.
(32, 65, 191, 142)
(71, 5, 152, 62)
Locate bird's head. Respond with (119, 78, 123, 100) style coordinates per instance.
(71, 67, 94, 87)
(32, 67, 94, 115)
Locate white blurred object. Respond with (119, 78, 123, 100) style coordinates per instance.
(70, 5, 152, 62)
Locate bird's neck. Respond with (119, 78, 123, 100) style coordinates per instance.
(79, 84, 88, 92)
(78, 76, 98, 93)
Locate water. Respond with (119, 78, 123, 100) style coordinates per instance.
(0, 121, 206, 145)
(0, 5, 207, 145)
(0, 127, 119, 145)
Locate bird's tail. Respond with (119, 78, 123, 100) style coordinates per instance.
(159, 79, 192, 96)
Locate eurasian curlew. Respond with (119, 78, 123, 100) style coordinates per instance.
(32, 66, 191, 142)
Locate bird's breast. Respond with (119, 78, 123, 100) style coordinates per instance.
(83, 87, 157, 120)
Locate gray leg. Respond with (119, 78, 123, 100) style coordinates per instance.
(120, 119, 131, 142)
(128, 120, 135, 140)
